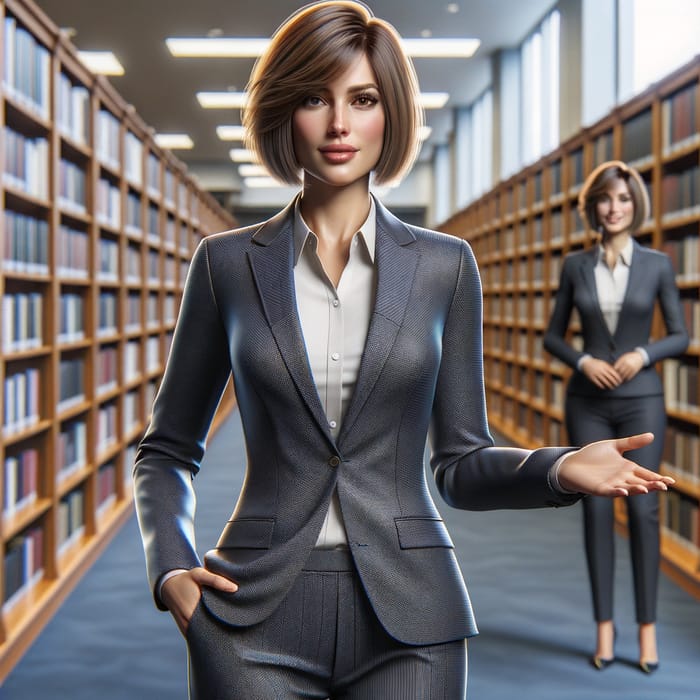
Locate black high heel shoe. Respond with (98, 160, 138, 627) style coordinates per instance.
(639, 660, 659, 674)
(590, 625, 617, 670)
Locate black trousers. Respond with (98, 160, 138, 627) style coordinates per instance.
(186, 548, 468, 699)
(565, 393, 666, 624)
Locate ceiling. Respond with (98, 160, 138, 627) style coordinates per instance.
(33, 0, 556, 200)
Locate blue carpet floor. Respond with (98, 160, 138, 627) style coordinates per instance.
(2, 409, 699, 698)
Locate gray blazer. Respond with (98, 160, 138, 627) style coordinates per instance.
(544, 242, 688, 398)
(134, 196, 578, 646)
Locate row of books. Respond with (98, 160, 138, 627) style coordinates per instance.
(126, 192, 142, 235)
(98, 292, 118, 336)
(123, 390, 141, 434)
(57, 225, 89, 279)
(124, 132, 143, 187)
(147, 152, 161, 197)
(96, 462, 117, 510)
(57, 159, 87, 214)
(56, 73, 90, 146)
(95, 109, 121, 172)
(57, 488, 85, 552)
(97, 237, 120, 280)
(3, 525, 43, 608)
(96, 403, 118, 455)
(662, 490, 699, 552)
(661, 82, 698, 156)
(96, 179, 121, 230)
(2, 15, 51, 120)
(124, 341, 141, 383)
(97, 347, 118, 395)
(58, 420, 87, 478)
(660, 165, 700, 219)
(663, 359, 699, 415)
(2, 292, 42, 353)
(58, 357, 85, 410)
(58, 293, 85, 344)
(2, 127, 49, 200)
(3, 447, 39, 518)
(2, 210, 49, 274)
(146, 337, 161, 374)
(621, 108, 653, 165)
(3, 368, 40, 435)
(663, 236, 699, 282)
(662, 424, 699, 483)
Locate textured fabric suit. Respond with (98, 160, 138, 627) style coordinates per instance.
(544, 242, 688, 622)
(134, 196, 579, 693)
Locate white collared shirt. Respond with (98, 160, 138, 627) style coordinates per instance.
(293, 198, 377, 548)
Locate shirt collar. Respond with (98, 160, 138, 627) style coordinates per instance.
(292, 196, 376, 266)
(597, 237, 634, 267)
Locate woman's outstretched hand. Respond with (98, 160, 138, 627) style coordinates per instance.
(557, 433, 674, 497)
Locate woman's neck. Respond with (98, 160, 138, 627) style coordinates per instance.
(299, 178, 372, 247)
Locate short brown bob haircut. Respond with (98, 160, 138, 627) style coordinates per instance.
(243, 1, 424, 186)
(578, 159, 650, 236)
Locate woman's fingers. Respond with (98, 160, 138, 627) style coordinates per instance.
(614, 432, 655, 454)
(190, 567, 238, 593)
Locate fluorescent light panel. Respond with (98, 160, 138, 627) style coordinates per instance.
(230, 148, 258, 163)
(217, 125, 248, 141)
(244, 176, 287, 188)
(238, 164, 270, 177)
(155, 133, 194, 149)
(167, 37, 479, 58)
(78, 51, 124, 75)
(202, 91, 448, 109)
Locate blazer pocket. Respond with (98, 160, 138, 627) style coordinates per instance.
(394, 517, 454, 549)
(215, 517, 275, 549)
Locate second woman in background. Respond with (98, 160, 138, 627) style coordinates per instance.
(544, 160, 688, 673)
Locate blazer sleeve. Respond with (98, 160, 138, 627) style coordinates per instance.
(430, 240, 579, 511)
(542, 257, 584, 369)
(133, 238, 233, 606)
(639, 253, 689, 364)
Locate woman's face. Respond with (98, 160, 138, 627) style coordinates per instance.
(595, 177, 635, 236)
(292, 52, 385, 189)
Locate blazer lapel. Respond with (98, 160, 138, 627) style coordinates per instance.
(578, 247, 613, 340)
(614, 241, 646, 340)
(338, 198, 418, 442)
(247, 199, 335, 445)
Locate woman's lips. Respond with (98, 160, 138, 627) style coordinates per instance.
(319, 145, 358, 163)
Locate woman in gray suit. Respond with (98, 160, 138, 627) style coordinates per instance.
(134, 6, 674, 697)
(544, 160, 688, 674)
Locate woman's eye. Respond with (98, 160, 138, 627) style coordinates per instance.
(302, 95, 324, 107)
(354, 93, 378, 107)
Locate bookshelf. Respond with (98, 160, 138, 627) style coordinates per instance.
(440, 55, 700, 600)
(0, 0, 236, 680)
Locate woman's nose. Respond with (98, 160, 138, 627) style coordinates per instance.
(328, 105, 349, 136)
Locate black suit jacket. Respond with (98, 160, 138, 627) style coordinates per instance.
(544, 242, 688, 398)
(134, 196, 579, 645)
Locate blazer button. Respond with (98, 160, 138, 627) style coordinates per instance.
(329, 456, 341, 467)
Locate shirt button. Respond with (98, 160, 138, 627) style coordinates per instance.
(329, 456, 341, 467)
(331, 352, 340, 361)
(329, 420, 337, 429)
(332, 299, 339, 307)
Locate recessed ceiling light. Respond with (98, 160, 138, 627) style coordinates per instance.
(419, 92, 450, 109)
(216, 125, 248, 141)
(154, 133, 194, 149)
(244, 176, 287, 188)
(447, 3, 460, 13)
(198, 91, 248, 108)
(167, 36, 478, 59)
(230, 148, 258, 163)
(401, 38, 478, 58)
(77, 51, 124, 76)
(238, 164, 270, 177)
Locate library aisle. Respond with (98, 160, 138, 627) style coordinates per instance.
(1, 409, 698, 699)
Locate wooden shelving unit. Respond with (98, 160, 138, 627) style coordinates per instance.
(441, 56, 700, 600)
(0, 0, 236, 680)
